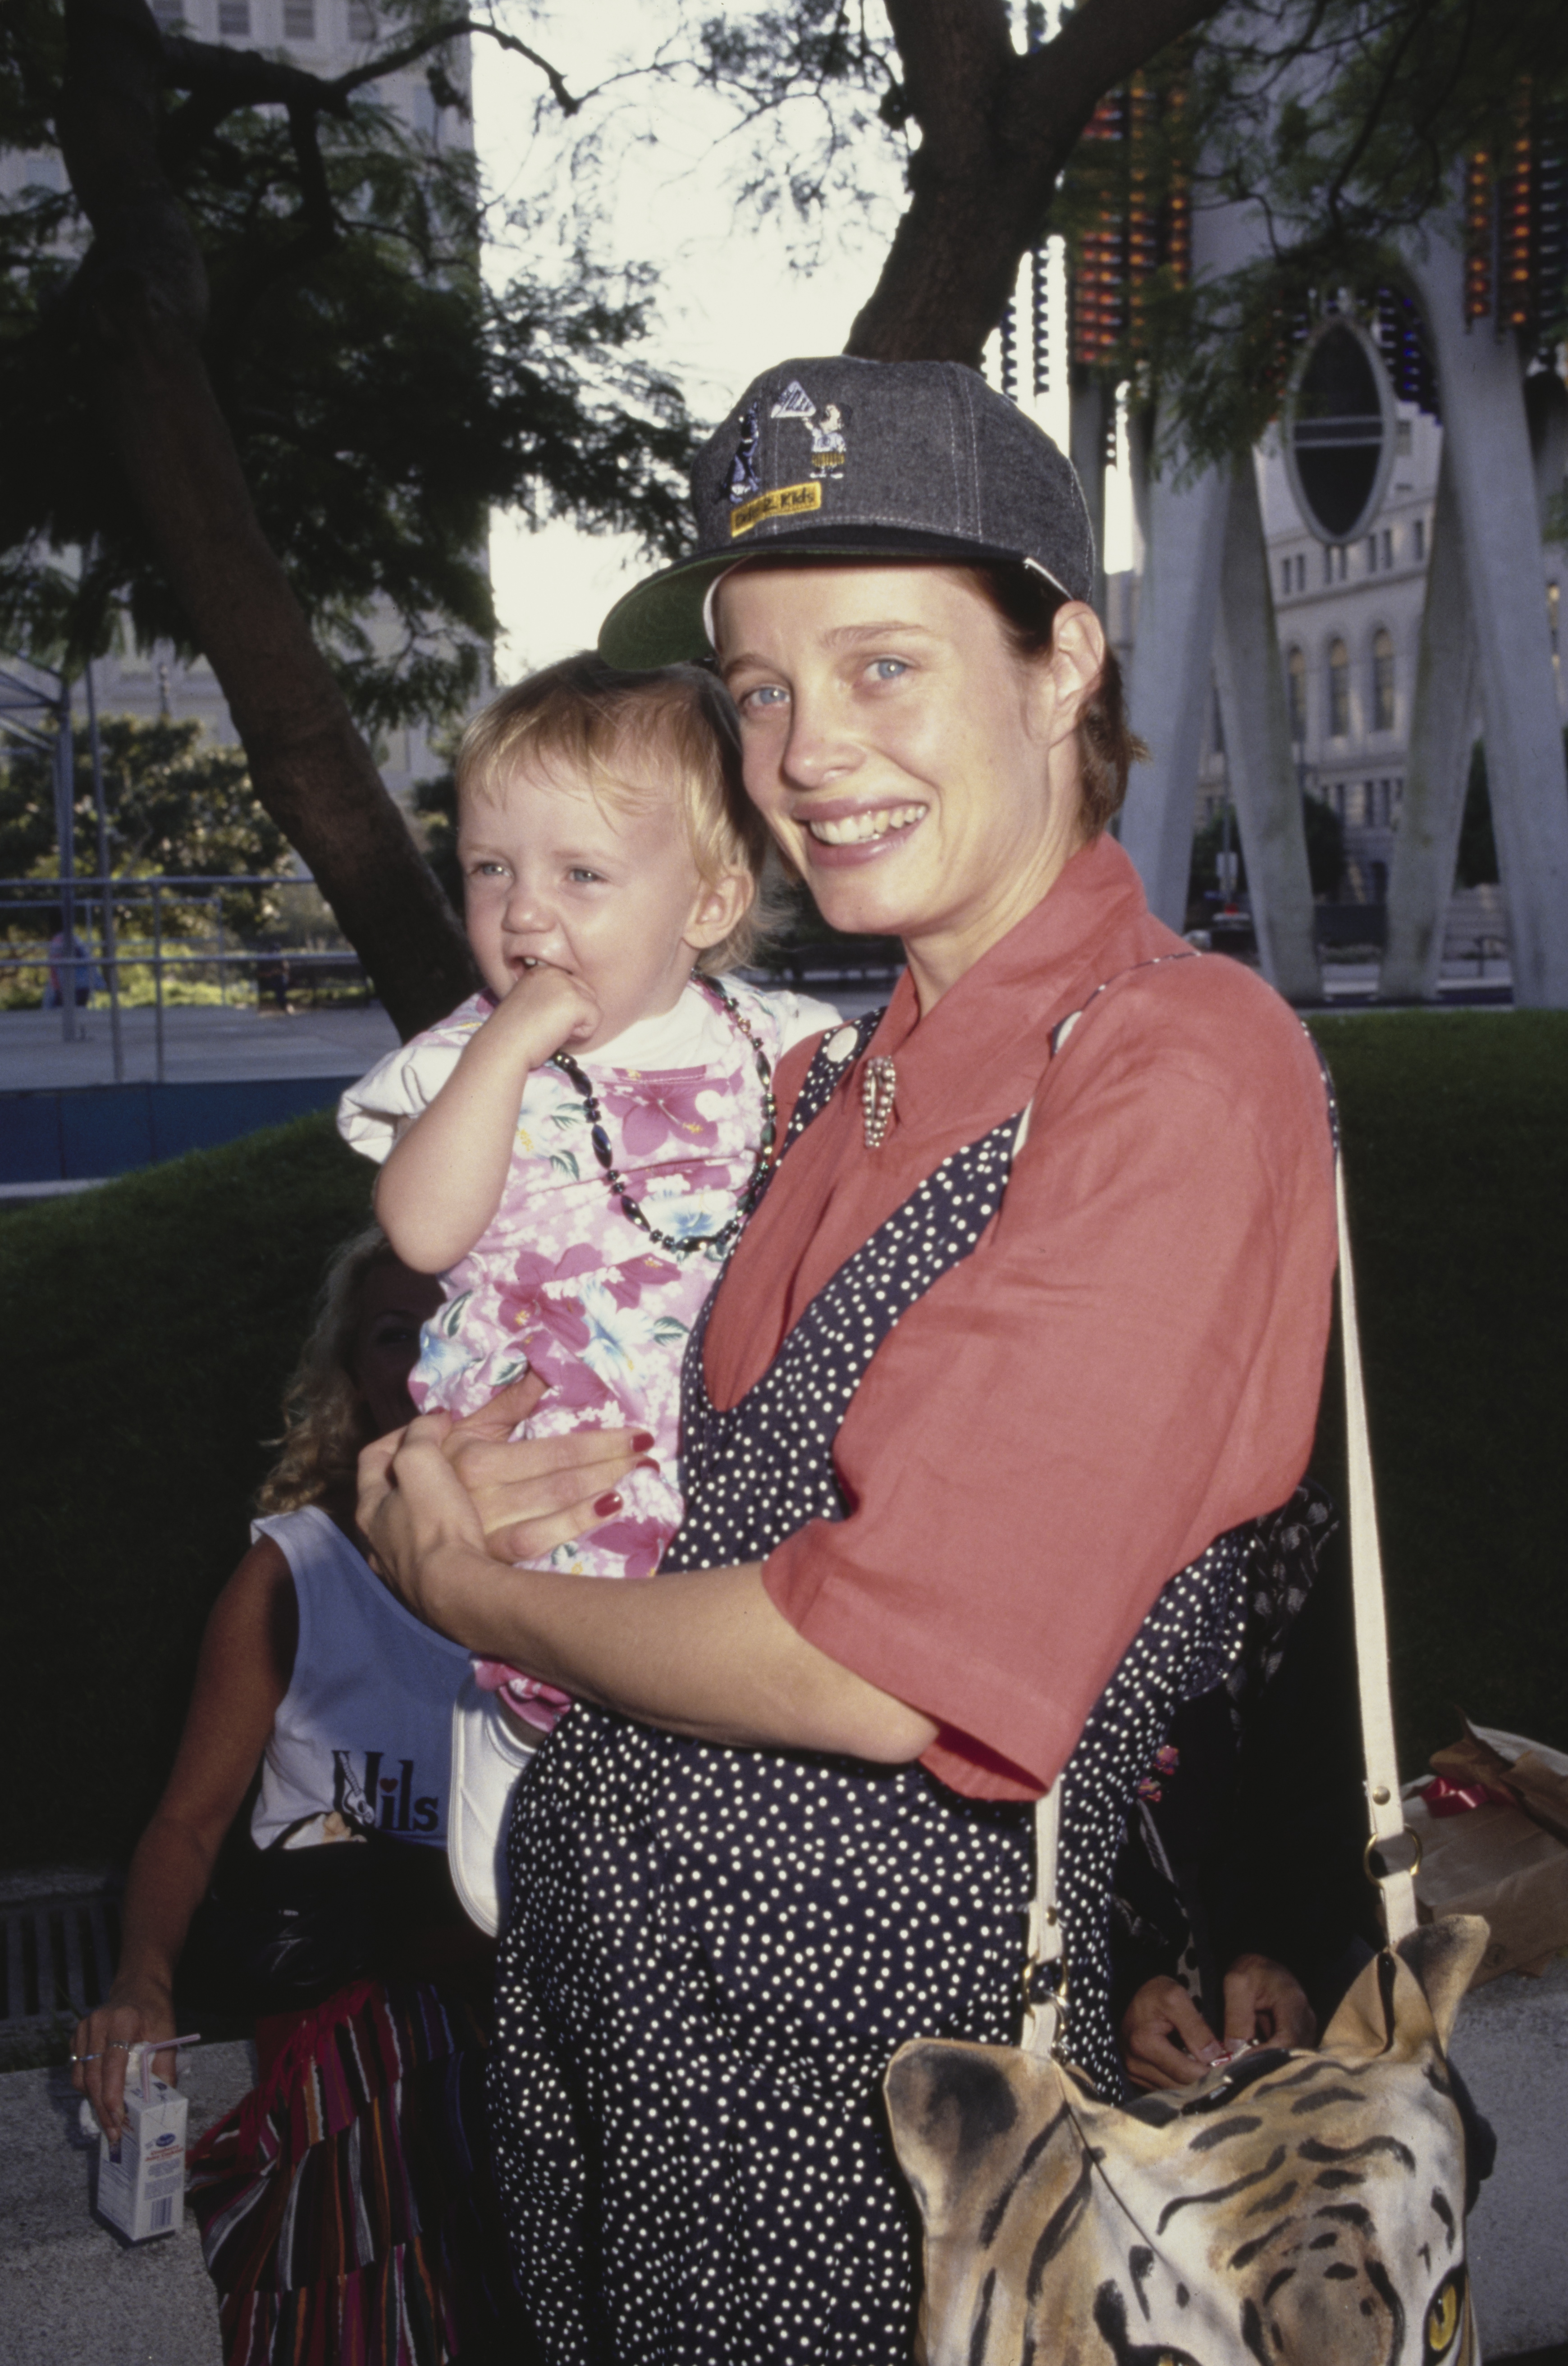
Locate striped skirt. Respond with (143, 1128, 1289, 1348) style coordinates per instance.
(189, 1975, 530, 2366)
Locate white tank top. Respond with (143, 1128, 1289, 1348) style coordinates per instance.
(249, 1505, 471, 1850)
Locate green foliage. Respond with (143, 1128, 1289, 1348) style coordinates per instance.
(1456, 741, 1499, 889)
(687, 0, 901, 237)
(411, 765, 461, 913)
(0, 1111, 374, 1866)
(1301, 791, 1347, 897)
(2, 1015, 1563, 1866)
(1188, 792, 1344, 902)
(1305, 1013, 1568, 1773)
(1458, 726, 1568, 890)
(0, 714, 286, 933)
(1129, 3, 1568, 471)
(0, 0, 699, 722)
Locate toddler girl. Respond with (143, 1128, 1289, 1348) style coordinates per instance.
(339, 654, 837, 1918)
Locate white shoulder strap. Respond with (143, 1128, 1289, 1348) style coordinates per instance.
(1019, 1140, 1414, 2061)
(1335, 1156, 1418, 1945)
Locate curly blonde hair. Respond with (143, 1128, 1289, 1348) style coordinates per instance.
(257, 1226, 404, 1515)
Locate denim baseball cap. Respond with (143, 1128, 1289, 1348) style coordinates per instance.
(598, 356, 1096, 668)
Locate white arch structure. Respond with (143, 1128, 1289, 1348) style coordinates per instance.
(1106, 183, 1568, 1007)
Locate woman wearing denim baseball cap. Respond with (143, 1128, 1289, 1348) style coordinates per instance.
(361, 358, 1338, 2364)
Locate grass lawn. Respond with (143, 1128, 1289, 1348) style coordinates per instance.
(1304, 1011, 1568, 1776)
(0, 1009, 1563, 1872)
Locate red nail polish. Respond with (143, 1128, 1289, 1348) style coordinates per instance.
(633, 1457, 659, 1473)
(631, 1431, 655, 1452)
(593, 1492, 622, 1516)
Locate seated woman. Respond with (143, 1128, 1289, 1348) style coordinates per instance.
(1115, 1507, 1378, 2089)
(72, 1228, 527, 2366)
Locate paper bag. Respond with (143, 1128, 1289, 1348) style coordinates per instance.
(1407, 1721, 1568, 1985)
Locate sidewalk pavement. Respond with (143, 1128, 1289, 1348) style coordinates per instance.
(1451, 1951, 1568, 2356)
(0, 959, 1516, 1109)
(0, 2040, 255, 2366)
(0, 1004, 400, 1093)
(0, 981, 891, 1106)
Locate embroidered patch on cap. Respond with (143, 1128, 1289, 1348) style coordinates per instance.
(770, 379, 848, 480)
(731, 482, 822, 537)
(726, 404, 761, 507)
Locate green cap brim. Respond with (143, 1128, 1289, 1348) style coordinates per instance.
(598, 553, 739, 669)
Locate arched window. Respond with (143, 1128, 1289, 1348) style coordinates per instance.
(1287, 646, 1307, 745)
(1328, 639, 1350, 737)
(1372, 628, 1395, 731)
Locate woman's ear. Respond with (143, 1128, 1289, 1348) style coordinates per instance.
(685, 867, 754, 954)
(1038, 601, 1106, 738)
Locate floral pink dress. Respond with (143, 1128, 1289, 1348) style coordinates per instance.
(338, 974, 838, 1727)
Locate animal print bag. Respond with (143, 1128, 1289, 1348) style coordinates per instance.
(887, 1156, 1493, 2366)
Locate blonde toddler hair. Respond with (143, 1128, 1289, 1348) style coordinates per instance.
(454, 653, 783, 973)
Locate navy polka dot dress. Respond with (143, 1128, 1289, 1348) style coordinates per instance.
(487, 1017, 1264, 2365)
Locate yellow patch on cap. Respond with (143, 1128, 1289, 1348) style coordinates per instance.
(730, 481, 823, 537)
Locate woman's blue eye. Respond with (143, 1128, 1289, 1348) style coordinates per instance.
(567, 868, 604, 885)
(869, 658, 908, 682)
(742, 684, 788, 712)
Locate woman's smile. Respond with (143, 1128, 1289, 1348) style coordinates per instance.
(798, 799, 930, 861)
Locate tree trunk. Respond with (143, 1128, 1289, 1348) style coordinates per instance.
(58, 0, 477, 1041)
(847, 0, 1225, 365)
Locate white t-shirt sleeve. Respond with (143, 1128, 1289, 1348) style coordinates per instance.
(336, 1003, 485, 1165)
(772, 988, 846, 1055)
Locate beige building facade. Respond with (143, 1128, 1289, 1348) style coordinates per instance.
(1259, 405, 1563, 906)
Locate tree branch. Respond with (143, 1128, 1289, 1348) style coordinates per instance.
(286, 100, 337, 246)
(1316, 0, 1441, 231)
(1014, 0, 1227, 146)
(846, 0, 1227, 364)
(159, 15, 577, 140)
(877, 0, 1013, 170)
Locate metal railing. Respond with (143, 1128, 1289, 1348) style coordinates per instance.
(0, 1888, 120, 2033)
(1, 874, 368, 1084)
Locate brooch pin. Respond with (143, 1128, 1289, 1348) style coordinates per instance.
(862, 1056, 896, 1149)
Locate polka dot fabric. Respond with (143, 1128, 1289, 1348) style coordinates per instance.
(486, 1018, 1261, 2364)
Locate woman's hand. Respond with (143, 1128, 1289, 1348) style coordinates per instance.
(358, 1371, 654, 1626)
(1221, 1953, 1317, 2051)
(1120, 1977, 1230, 2092)
(72, 1983, 178, 2142)
(446, 1373, 654, 1561)
(1121, 1955, 1318, 2091)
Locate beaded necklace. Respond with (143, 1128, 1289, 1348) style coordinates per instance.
(549, 977, 778, 1261)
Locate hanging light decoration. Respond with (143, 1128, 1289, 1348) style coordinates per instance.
(1459, 86, 1567, 355)
(1464, 148, 1496, 324)
(999, 295, 1019, 401)
(1065, 65, 1192, 376)
(1027, 0, 1050, 397)
(1500, 86, 1536, 331)
(1069, 91, 1128, 371)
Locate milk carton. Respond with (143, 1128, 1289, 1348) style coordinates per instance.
(95, 2067, 188, 2241)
